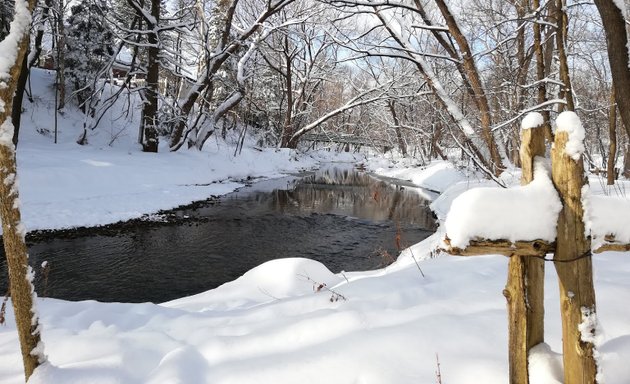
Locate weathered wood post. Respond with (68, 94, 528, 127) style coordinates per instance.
(503, 117, 546, 384)
(551, 111, 598, 384)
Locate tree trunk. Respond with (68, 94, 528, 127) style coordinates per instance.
(607, 88, 617, 185)
(533, 0, 553, 142)
(504, 122, 546, 384)
(11, 52, 29, 147)
(433, 0, 504, 175)
(387, 100, 407, 157)
(280, 44, 294, 148)
(0, 0, 45, 379)
(56, 0, 66, 110)
(594, 0, 630, 140)
(140, 0, 160, 153)
(556, 0, 575, 112)
(551, 113, 598, 384)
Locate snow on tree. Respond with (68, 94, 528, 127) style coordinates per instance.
(0, 0, 47, 380)
(64, 0, 114, 117)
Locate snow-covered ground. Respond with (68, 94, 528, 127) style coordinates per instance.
(1, 69, 630, 383)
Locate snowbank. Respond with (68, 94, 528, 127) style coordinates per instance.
(0, 247, 628, 383)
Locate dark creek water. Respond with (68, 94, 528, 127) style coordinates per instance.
(0, 166, 436, 303)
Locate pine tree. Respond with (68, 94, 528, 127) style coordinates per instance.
(0, 0, 14, 40)
(64, 0, 114, 115)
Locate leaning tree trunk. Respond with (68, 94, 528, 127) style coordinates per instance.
(555, 0, 575, 112)
(433, 0, 504, 175)
(0, 0, 45, 380)
(533, 0, 553, 142)
(594, 0, 630, 140)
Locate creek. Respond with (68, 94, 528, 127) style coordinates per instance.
(0, 165, 437, 303)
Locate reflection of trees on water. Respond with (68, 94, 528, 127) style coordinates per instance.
(258, 169, 436, 230)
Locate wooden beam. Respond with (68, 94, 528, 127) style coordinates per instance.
(441, 237, 555, 257)
(443, 237, 630, 257)
(593, 242, 630, 253)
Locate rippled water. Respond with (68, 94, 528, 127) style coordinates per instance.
(0, 165, 436, 303)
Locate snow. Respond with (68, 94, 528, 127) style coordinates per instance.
(613, 0, 626, 17)
(528, 343, 563, 384)
(0, 0, 32, 91)
(521, 111, 544, 130)
(555, 111, 586, 161)
(443, 158, 562, 248)
(0, 244, 629, 383)
(579, 306, 604, 382)
(0, 119, 15, 147)
(1, 69, 630, 383)
(373, 160, 467, 193)
(583, 186, 630, 249)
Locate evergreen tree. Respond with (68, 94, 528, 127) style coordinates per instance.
(64, 0, 114, 114)
(0, 0, 14, 40)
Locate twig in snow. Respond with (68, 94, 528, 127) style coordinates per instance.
(298, 273, 347, 302)
(408, 247, 425, 278)
(435, 353, 443, 384)
(258, 287, 280, 301)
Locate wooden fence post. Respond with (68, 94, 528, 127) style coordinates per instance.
(551, 112, 598, 384)
(503, 122, 546, 383)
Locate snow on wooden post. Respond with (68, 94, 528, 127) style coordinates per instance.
(441, 111, 630, 383)
(442, 114, 561, 384)
(503, 113, 546, 384)
(551, 111, 598, 384)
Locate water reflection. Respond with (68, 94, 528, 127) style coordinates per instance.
(0, 166, 436, 303)
(246, 167, 435, 229)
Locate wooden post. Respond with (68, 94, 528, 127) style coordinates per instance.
(551, 112, 598, 384)
(503, 122, 546, 384)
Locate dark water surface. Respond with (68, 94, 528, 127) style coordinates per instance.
(0, 165, 436, 303)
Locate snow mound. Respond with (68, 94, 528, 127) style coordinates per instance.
(528, 343, 564, 384)
(444, 159, 561, 248)
(164, 258, 343, 311)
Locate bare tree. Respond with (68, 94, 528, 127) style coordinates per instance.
(168, 0, 297, 151)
